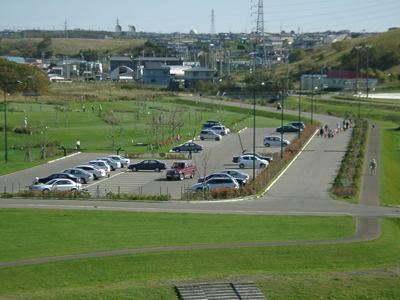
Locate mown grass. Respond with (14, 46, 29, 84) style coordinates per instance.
(0, 218, 398, 299)
(0, 209, 355, 261)
(380, 122, 400, 206)
(0, 96, 288, 175)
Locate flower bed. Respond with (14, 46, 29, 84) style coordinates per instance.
(331, 119, 368, 201)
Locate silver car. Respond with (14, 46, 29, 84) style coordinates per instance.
(63, 168, 94, 184)
(191, 177, 239, 192)
(107, 155, 131, 168)
(30, 178, 82, 192)
(75, 165, 106, 179)
(200, 129, 222, 141)
(263, 135, 290, 147)
(88, 160, 111, 173)
(107, 155, 130, 167)
(98, 158, 121, 170)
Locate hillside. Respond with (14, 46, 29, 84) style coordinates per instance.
(287, 29, 400, 79)
(0, 37, 145, 57)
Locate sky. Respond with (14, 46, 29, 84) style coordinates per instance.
(0, 0, 399, 33)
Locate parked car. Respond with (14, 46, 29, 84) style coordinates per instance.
(198, 173, 235, 183)
(62, 168, 94, 184)
(276, 125, 302, 133)
(237, 155, 269, 169)
(107, 155, 130, 167)
(88, 160, 111, 173)
(98, 157, 121, 170)
(232, 153, 273, 163)
(172, 142, 203, 153)
(128, 160, 167, 172)
(30, 178, 82, 192)
(263, 136, 290, 147)
(35, 173, 81, 184)
(220, 170, 250, 186)
(200, 129, 222, 141)
(191, 177, 239, 192)
(210, 125, 230, 136)
(75, 165, 106, 179)
(166, 161, 197, 180)
(286, 122, 306, 130)
(202, 120, 222, 129)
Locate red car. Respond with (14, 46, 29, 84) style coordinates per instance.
(166, 161, 197, 180)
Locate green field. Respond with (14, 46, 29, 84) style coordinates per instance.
(0, 216, 399, 299)
(0, 209, 355, 261)
(380, 122, 400, 205)
(0, 96, 290, 175)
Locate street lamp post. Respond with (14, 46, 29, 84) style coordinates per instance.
(298, 79, 302, 138)
(252, 82, 265, 181)
(310, 75, 314, 124)
(280, 92, 284, 158)
(2, 80, 22, 163)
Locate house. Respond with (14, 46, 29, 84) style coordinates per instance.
(184, 67, 215, 85)
(110, 57, 134, 73)
(325, 70, 377, 91)
(142, 62, 171, 86)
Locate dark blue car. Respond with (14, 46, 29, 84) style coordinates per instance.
(172, 142, 203, 153)
(128, 160, 167, 172)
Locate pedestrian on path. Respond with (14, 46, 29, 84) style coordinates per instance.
(370, 158, 377, 175)
(319, 127, 324, 137)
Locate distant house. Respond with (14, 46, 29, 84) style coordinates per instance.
(142, 62, 171, 86)
(184, 67, 215, 87)
(301, 71, 377, 92)
(110, 56, 133, 73)
(1, 56, 26, 64)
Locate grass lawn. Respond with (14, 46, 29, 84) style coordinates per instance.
(0, 96, 289, 175)
(0, 218, 398, 299)
(379, 122, 400, 205)
(0, 209, 355, 261)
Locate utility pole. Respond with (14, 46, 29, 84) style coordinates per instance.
(210, 9, 216, 35)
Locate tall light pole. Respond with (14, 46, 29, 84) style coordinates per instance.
(298, 77, 302, 138)
(310, 75, 314, 124)
(365, 45, 372, 99)
(252, 81, 265, 181)
(280, 91, 284, 158)
(3, 80, 22, 163)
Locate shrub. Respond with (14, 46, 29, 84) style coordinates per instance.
(16, 190, 91, 199)
(105, 192, 170, 201)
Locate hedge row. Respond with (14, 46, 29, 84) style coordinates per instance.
(185, 124, 317, 200)
(332, 119, 369, 200)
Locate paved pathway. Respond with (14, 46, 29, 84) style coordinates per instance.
(0, 96, 398, 268)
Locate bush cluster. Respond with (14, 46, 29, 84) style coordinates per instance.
(185, 124, 317, 200)
(332, 119, 368, 199)
(105, 192, 171, 201)
(14, 190, 91, 199)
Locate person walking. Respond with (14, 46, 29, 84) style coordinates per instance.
(370, 158, 377, 175)
(76, 140, 81, 151)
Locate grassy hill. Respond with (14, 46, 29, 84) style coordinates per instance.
(0, 37, 145, 57)
(287, 29, 400, 79)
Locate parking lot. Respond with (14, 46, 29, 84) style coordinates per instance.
(0, 128, 299, 199)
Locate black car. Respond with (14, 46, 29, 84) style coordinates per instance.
(202, 120, 222, 129)
(35, 173, 81, 184)
(286, 122, 306, 130)
(276, 125, 302, 133)
(128, 160, 167, 172)
(172, 142, 203, 153)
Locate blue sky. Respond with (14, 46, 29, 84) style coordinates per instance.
(0, 0, 399, 33)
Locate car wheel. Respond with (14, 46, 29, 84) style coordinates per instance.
(265, 143, 270, 147)
(194, 149, 198, 153)
(196, 187, 203, 192)
(200, 137, 205, 140)
(155, 167, 160, 172)
(239, 164, 245, 169)
(175, 149, 180, 152)
(83, 179, 88, 184)
(42, 188, 50, 193)
(260, 163, 266, 168)
(71, 188, 78, 193)
(190, 172, 195, 179)
(132, 167, 137, 172)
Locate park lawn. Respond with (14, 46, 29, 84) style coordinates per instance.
(1, 98, 288, 174)
(379, 122, 400, 205)
(0, 218, 398, 299)
(0, 209, 355, 262)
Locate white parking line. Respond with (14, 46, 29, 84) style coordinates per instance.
(261, 129, 319, 196)
(85, 172, 126, 189)
(47, 152, 81, 164)
(238, 127, 248, 134)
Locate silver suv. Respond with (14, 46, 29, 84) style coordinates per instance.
(200, 129, 222, 141)
(191, 177, 239, 191)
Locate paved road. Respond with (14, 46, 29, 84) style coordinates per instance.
(0, 95, 399, 268)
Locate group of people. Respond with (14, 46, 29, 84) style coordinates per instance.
(318, 119, 353, 138)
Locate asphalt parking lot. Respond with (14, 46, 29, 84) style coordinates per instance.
(0, 128, 299, 199)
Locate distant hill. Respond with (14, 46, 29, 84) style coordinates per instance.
(0, 38, 145, 57)
(287, 29, 400, 80)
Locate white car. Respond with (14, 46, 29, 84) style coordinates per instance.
(263, 135, 290, 147)
(210, 125, 230, 136)
(75, 165, 106, 179)
(30, 178, 82, 192)
(88, 160, 111, 173)
(237, 154, 269, 169)
(107, 155, 130, 167)
(191, 177, 239, 192)
(200, 129, 222, 141)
